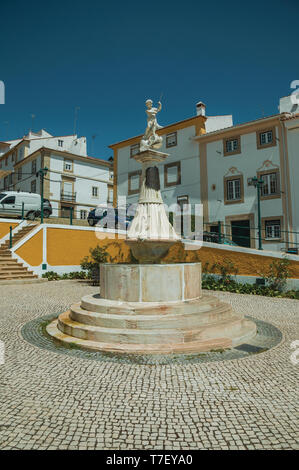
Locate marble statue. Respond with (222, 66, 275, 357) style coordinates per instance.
(140, 99, 163, 151)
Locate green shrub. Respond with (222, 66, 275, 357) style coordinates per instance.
(260, 258, 292, 292)
(42, 271, 88, 281)
(80, 245, 109, 278)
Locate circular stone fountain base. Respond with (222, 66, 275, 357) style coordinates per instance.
(46, 263, 257, 354)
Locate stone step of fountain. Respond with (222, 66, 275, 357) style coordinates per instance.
(47, 318, 240, 354)
(80, 294, 221, 316)
(69, 301, 234, 330)
(57, 310, 252, 346)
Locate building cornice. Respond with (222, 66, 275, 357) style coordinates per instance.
(13, 147, 112, 169)
(193, 113, 289, 142)
(109, 114, 207, 149)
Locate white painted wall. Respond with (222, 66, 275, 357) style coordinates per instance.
(117, 124, 201, 208)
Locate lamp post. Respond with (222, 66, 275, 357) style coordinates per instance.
(36, 167, 48, 224)
(248, 176, 264, 250)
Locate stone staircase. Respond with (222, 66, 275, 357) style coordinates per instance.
(0, 223, 39, 281)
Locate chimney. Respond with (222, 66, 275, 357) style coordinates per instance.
(196, 101, 206, 116)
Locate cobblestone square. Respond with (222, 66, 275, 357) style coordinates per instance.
(0, 280, 298, 450)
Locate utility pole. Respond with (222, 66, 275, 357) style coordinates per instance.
(36, 167, 48, 224)
(249, 176, 264, 250)
(73, 106, 80, 136)
(30, 114, 36, 132)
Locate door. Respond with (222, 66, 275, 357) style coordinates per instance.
(177, 196, 189, 238)
(0, 196, 17, 217)
(231, 220, 251, 247)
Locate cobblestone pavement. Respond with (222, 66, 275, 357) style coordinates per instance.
(0, 280, 298, 450)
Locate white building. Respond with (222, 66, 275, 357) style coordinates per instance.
(0, 129, 113, 219)
(111, 96, 299, 252)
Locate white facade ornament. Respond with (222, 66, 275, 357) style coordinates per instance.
(140, 99, 163, 151)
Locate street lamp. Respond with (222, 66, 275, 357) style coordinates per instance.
(36, 167, 48, 224)
(248, 176, 264, 250)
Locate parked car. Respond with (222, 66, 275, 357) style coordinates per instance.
(35, 198, 53, 218)
(87, 206, 134, 229)
(0, 191, 41, 220)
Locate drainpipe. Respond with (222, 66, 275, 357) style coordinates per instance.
(279, 118, 290, 249)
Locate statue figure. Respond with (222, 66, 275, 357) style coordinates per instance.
(140, 99, 163, 151)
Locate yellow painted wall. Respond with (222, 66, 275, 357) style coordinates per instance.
(47, 227, 126, 266)
(15, 229, 43, 266)
(15, 225, 299, 278)
(0, 221, 19, 239)
(165, 243, 299, 278)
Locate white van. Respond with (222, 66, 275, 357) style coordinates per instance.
(0, 191, 41, 220)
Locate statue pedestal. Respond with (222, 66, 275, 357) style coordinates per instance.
(47, 263, 256, 354)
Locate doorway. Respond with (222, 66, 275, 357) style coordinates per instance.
(231, 220, 251, 247)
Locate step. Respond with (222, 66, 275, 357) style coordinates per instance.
(57, 310, 247, 345)
(69, 301, 234, 330)
(0, 268, 32, 274)
(0, 274, 38, 280)
(47, 318, 234, 354)
(80, 294, 221, 316)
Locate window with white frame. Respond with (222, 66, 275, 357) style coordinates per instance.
(31, 160, 36, 174)
(80, 210, 87, 220)
(225, 138, 239, 153)
(130, 143, 140, 158)
(18, 147, 24, 160)
(166, 132, 177, 148)
(64, 159, 72, 171)
(92, 186, 98, 197)
(265, 219, 281, 239)
(31, 180, 36, 193)
(58, 140, 64, 147)
(226, 178, 241, 201)
(259, 130, 273, 146)
(261, 172, 278, 196)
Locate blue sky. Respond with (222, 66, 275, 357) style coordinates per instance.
(0, 0, 298, 159)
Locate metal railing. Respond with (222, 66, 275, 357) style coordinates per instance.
(60, 191, 76, 202)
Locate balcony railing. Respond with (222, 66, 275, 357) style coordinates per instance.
(61, 191, 76, 202)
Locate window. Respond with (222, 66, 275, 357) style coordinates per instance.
(258, 170, 280, 199)
(80, 210, 87, 220)
(265, 219, 281, 239)
(5, 157, 8, 166)
(64, 159, 73, 172)
(224, 175, 244, 204)
(31, 180, 36, 193)
(31, 160, 36, 174)
(166, 132, 177, 148)
(18, 167, 22, 181)
(4, 176, 8, 189)
(128, 170, 142, 195)
(260, 130, 273, 146)
(108, 187, 113, 203)
(130, 143, 140, 158)
(18, 148, 24, 160)
(164, 161, 181, 187)
(223, 136, 241, 156)
(227, 178, 241, 201)
(14, 152, 17, 162)
(9, 173, 13, 185)
(92, 186, 98, 197)
(58, 140, 64, 147)
(2, 196, 15, 205)
(0, 161, 2, 169)
(257, 127, 276, 149)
